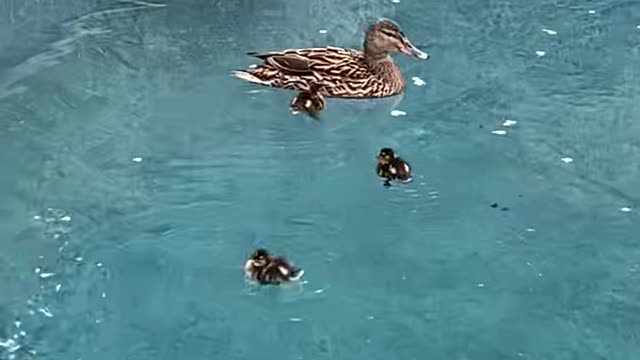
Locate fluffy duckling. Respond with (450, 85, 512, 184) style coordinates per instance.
(376, 147, 412, 187)
(289, 83, 326, 120)
(244, 248, 304, 285)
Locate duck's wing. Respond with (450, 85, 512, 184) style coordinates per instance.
(393, 159, 413, 182)
(248, 47, 370, 79)
(266, 54, 314, 75)
(377, 162, 393, 178)
(247, 50, 312, 73)
(394, 159, 411, 175)
(269, 256, 304, 278)
(256, 264, 278, 285)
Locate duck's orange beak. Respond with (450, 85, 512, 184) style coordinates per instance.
(400, 37, 429, 60)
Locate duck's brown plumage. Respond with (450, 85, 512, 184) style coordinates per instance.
(233, 19, 428, 99)
(238, 47, 405, 98)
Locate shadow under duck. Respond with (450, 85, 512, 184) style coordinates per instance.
(233, 19, 428, 112)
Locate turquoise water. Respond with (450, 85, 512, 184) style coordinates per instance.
(2, 0, 640, 359)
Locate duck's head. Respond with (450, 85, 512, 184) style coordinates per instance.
(249, 248, 270, 267)
(378, 147, 396, 163)
(364, 19, 428, 61)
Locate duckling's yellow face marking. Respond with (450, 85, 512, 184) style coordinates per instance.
(378, 152, 393, 164)
(253, 258, 267, 267)
(250, 249, 270, 267)
(378, 148, 395, 160)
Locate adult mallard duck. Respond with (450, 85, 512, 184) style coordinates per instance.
(233, 19, 428, 101)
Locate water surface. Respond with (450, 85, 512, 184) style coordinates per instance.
(1, 0, 640, 359)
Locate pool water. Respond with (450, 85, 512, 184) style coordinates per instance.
(1, 0, 640, 359)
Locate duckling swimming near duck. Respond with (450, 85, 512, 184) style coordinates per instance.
(289, 83, 325, 120)
(244, 248, 304, 285)
(376, 147, 412, 187)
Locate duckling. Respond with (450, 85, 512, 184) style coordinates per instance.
(289, 83, 325, 120)
(376, 147, 412, 187)
(244, 248, 304, 285)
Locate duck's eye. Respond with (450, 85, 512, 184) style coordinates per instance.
(381, 29, 397, 37)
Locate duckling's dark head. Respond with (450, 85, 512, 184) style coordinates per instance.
(250, 248, 270, 266)
(378, 147, 396, 162)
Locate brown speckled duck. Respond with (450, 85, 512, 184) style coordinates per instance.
(376, 147, 412, 187)
(244, 248, 304, 286)
(233, 19, 428, 109)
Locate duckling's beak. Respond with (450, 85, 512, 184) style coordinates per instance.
(400, 37, 429, 60)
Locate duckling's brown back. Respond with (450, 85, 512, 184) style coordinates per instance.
(392, 158, 411, 180)
(255, 257, 298, 285)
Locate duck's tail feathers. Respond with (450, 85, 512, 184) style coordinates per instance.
(231, 70, 269, 85)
